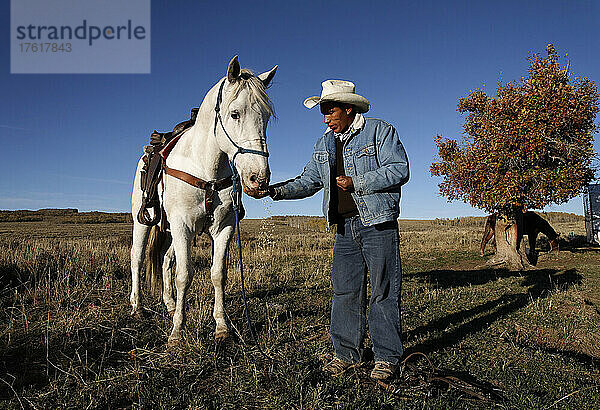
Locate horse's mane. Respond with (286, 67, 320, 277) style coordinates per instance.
(223, 69, 276, 118)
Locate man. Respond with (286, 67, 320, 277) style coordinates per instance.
(247, 80, 409, 380)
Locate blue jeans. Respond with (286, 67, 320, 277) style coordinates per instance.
(331, 216, 403, 365)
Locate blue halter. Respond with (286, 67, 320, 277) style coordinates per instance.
(213, 79, 269, 205)
(214, 79, 270, 166)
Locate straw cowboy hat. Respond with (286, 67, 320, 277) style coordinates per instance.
(303, 80, 370, 113)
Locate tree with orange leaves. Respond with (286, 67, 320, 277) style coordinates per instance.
(431, 45, 598, 270)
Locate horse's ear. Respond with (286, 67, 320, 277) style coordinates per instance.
(227, 55, 241, 83)
(258, 65, 278, 88)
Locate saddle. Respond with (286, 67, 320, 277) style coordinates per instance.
(137, 108, 199, 227)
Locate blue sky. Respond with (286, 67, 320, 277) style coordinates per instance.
(1, 0, 599, 219)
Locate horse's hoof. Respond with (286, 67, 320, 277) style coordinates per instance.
(167, 336, 181, 347)
(214, 331, 229, 342)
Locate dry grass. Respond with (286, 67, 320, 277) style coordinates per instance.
(0, 210, 599, 408)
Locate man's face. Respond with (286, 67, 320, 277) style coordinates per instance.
(320, 102, 354, 134)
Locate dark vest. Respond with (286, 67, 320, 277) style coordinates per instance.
(331, 137, 359, 220)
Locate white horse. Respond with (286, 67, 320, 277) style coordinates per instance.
(130, 56, 277, 344)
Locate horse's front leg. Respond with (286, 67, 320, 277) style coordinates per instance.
(210, 225, 234, 340)
(130, 221, 150, 317)
(528, 230, 539, 265)
(168, 223, 194, 345)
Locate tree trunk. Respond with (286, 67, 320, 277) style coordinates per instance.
(486, 210, 533, 270)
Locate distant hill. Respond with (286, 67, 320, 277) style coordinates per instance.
(0, 209, 583, 226)
(430, 211, 583, 227)
(0, 209, 132, 224)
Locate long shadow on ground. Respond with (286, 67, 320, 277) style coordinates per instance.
(407, 267, 523, 289)
(405, 268, 588, 364)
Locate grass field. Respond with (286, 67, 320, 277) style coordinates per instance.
(0, 209, 599, 408)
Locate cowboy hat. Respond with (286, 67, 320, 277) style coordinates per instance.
(303, 80, 370, 113)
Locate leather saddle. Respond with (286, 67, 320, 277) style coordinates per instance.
(150, 107, 199, 148)
(137, 108, 199, 227)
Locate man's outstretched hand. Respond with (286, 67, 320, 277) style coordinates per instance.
(244, 185, 272, 199)
(336, 176, 354, 192)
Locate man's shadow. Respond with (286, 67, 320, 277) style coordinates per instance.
(405, 268, 584, 359)
(407, 267, 523, 289)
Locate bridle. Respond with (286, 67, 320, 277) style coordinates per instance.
(213, 79, 270, 167)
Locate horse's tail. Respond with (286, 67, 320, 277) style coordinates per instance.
(144, 225, 167, 299)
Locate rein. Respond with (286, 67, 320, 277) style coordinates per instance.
(229, 163, 273, 361)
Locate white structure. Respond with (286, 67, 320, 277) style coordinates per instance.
(583, 184, 600, 244)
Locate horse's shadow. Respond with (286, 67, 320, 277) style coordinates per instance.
(0, 311, 163, 404)
(0, 263, 31, 294)
(405, 268, 584, 361)
(247, 284, 301, 300)
(226, 285, 330, 338)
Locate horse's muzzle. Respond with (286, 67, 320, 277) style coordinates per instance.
(248, 173, 269, 191)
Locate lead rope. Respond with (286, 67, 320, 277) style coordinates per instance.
(214, 79, 272, 361)
(228, 160, 274, 362)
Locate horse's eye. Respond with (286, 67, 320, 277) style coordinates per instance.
(231, 112, 240, 120)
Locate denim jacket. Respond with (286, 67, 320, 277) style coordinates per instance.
(272, 118, 410, 226)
